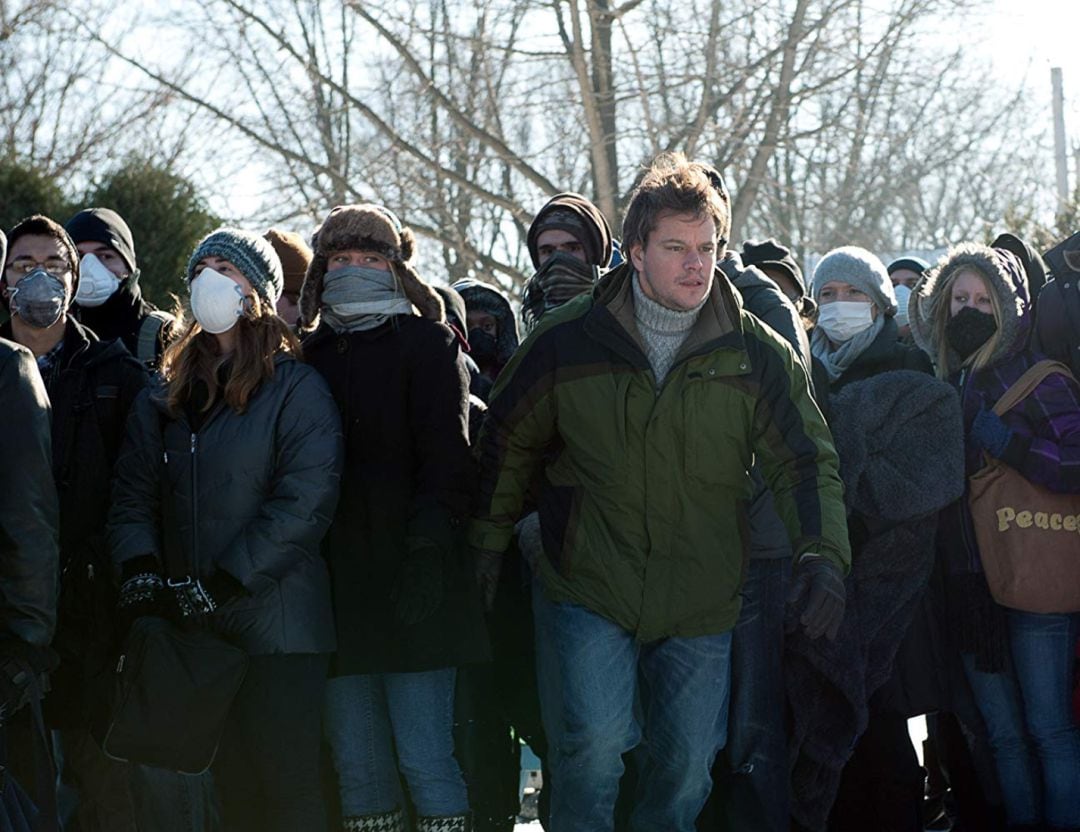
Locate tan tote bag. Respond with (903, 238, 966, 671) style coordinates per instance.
(968, 360, 1080, 613)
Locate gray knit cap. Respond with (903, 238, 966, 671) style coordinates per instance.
(186, 227, 284, 305)
(811, 246, 897, 317)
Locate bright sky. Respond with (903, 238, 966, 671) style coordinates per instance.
(985, 0, 1080, 124)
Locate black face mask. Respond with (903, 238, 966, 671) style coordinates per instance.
(945, 306, 998, 360)
(468, 328, 498, 364)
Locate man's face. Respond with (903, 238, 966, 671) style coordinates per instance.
(890, 268, 921, 290)
(535, 229, 587, 266)
(630, 212, 717, 312)
(76, 241, 129, 279)
(467, 309, 498, 338)
(5, 235, 74, 293)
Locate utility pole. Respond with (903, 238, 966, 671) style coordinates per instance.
(1053, 67, 1069, 212)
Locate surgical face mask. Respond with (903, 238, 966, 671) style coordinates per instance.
(892, 284, 912, 329)
(8, 268, 68, 329)
(816, 300, 875, 343)
(75, 253, 122, 307)
(189, 268, 248, 334)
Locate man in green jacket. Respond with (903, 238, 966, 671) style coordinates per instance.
(470, 153, 849, 830)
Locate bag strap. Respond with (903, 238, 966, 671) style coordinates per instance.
(992, 360, 1077, 416)
(136, 312, 169, 365)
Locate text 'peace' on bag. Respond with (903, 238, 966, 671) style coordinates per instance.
(968, 360, 1080, 614)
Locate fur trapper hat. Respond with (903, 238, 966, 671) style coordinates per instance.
(299, 203, 443, 330)
(909, 243, 1030, 374)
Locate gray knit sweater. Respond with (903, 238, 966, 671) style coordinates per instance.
(632, 274, 705, 386)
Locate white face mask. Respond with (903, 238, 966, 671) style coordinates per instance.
(75, 253, 122, 308)
(892, 284, 912, 328)
(817, 301, 875, 342)
(190, 268, 247, 334)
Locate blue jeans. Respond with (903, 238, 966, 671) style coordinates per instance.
(717, 557, 790, 832)
(962, 610, 1080, 828)
(325, 670, 469, 818)
(534, 591, 732, 832)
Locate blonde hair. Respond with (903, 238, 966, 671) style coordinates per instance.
(931, 266, 1003, 379)
(161, 293, 301, 415)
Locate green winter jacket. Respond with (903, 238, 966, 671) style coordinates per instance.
(468, 264, 849, 641)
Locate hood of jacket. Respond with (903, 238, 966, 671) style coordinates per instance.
(452, 278, 520, 366)
(910, 243, 1030, 375)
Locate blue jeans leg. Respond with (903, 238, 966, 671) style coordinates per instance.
(325, 674, 404, 816)
(384, 668, 469, 817)
(721, 558, 790, 832)
(543, 600, 640, 832)
(630, 630, 733, 832)
(325, 670, 469, 818)
(1007, 610, 1080, 829)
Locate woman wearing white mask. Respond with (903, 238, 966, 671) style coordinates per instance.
(799, 247, 965, 831)
(811, 246, 931, 389)
(108, 227, 344, 832)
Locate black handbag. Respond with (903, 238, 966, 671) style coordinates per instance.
(98, 412, 248, 774)
(100, 616, 247, 774)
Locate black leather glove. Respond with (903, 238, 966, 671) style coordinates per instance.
(786, 554, 846, 641)
(0, 638, 57, 725)
(118, 555, 166, 631)
(171, 571, 246, 618)
(474, 548, 503, 612)
(392, 546, 445, 627)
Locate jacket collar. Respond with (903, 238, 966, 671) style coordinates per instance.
(585, 262, 747, 370)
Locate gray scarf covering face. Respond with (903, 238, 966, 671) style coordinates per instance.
(320, 266, 415, 332)
(811, 315, 886, 382)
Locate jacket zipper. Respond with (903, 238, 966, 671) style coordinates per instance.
(190, 432, 198, 576)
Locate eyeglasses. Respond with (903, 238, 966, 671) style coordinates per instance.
(5, 259, 72, 277)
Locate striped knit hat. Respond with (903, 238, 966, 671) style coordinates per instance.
(186, 227, 284, 305)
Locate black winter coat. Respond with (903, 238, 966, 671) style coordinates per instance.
(303, 316, 490, 675)
(830, 318, 932, 392)
(109, 354, 343, 655)
(75, 277, 174, 368)
(0, 338, 58, 648)
(0, 319, 147, 727)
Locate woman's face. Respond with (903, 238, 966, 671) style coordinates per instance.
(949, 269, 993, 318)
(818, 280, 879, 320)
(326, 249, 391, 273)
(192, 256, 254, 296)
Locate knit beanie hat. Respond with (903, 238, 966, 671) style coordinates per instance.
(186, 227, 283, 306)
(65, 208, 137, 273)
(886, 256, 930, 278)
(300, 203, 443, 330)
(811, 246, 897, 317)
(741, 238, 805, 297)
(527, 193, 613, 269)
(263, 228, 312, 298)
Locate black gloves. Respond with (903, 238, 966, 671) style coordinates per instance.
(118, 556, 245, 627)
(172, 572, 246, 618)
(786, 554, 846, 641)
(0, 638, 57, 724)
(392, 545, 445, 627)
(474, 549, 502, 612)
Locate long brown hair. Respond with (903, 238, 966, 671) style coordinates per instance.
(161, 293, 302, 415)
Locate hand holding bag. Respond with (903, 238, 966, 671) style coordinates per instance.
(968, 360, 1080, 613)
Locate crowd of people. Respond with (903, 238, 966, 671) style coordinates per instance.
(0, 150, 1078, 832)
